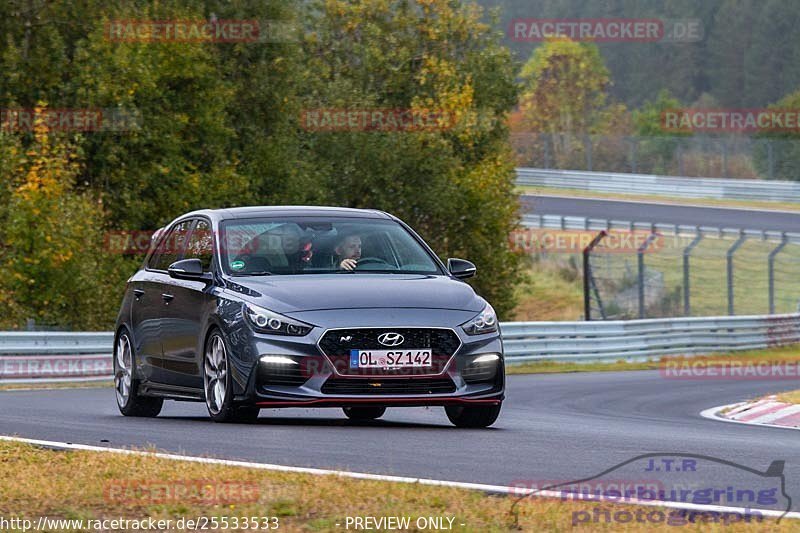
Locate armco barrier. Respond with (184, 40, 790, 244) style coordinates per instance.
(2, 316, 800, 381)
(521, 213, 800, 243)
(0, 332, 113, 382)
(516, 167, 800, 203)
(501, 313, 800, 362)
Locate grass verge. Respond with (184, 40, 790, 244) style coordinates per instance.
(775, 389, 800, 404)
(506, 344, 800, 375)
(0, 440, 792, 531)
(517, 185, 800, 213)
(0, 380, 111, 391)
(511, 259, 583, 321)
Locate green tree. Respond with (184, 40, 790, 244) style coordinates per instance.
(517, 37, 623, 169)
(298, 0, 521, 316)
(753, 90, 800, 181)
(632, 89, 690, 174)
(0, 105, 120, 329)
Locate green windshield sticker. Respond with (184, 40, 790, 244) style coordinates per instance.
(230, 260, 245, 271)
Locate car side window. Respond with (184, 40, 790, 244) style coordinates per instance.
(184, 219, 214, 272)
(151, 220, 192, 271)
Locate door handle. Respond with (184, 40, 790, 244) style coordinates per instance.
(161, 293, 174, 302)
(133, 289, 144, 299)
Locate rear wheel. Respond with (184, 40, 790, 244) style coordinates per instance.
(445, 404, 501, 428)
(204, 330, 260, 423)
(114, 329, 163, 417)
(343, 406, 386, 420)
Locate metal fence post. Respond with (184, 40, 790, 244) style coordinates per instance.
(727, 232, 747, 315)
(583, 231, 608, 321)
(638, 233, 661, 319)
(768, 233, 789, 314)
(683, 231, 703, 316)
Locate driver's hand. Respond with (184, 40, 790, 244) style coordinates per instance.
(340, 258, 358, 271)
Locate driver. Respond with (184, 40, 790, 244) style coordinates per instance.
(334, 233, 362, 271)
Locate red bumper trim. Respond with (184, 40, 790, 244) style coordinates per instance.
(254, 396, 502, 408)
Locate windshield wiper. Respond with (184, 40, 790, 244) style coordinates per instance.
(230, 271, 272, 276)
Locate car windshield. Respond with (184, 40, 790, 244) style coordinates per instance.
(218, 217, 442, 276)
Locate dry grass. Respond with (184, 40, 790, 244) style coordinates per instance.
(775, 389, 800, 404)
(511, 260, 584, 321)
(517, 185, 800, 213)
(0, 440, 793, 531)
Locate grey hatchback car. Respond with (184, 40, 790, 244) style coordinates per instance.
(114, 207, 504, 427)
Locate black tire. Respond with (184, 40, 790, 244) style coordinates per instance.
(445, 404, 501, 428)
(343, 406, 386, 420)
(114, 329, 163, 418)
(204, 330, 260, 423)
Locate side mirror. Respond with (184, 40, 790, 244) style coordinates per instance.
(447, 258, 476, 279)
(168, 259, 212, 282)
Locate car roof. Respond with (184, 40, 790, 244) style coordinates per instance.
(176, 206, 394, 223)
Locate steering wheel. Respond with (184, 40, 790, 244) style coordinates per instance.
(356, 256, 393, 269)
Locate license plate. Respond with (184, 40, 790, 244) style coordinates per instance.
(350, 349, 432, 368)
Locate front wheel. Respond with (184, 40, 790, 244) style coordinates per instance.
(445, 404, 501, 428)
(343, 406, 386, 420)
(114, 329, 163, 417)
(204, 330, 260, 423)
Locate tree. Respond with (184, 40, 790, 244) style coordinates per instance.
(753, 90, 800, 181)
(0, 104, 120, 329)
(632, 89, 690, 174)
(298, 0, 522, 316)
(517, 37, 623, 169)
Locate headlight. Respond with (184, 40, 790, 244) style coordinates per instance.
(243, 303, 313, 336)
(461, 303, 498, 335)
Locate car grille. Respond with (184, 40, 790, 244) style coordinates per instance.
(317, 328, 461, 376)
(321, 377, 456, 395)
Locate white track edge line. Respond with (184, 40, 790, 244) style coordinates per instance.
(1, 434, 798, 520)
(700, 404, 800, 432)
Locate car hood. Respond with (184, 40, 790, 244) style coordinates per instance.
(226, 273, 484, 315)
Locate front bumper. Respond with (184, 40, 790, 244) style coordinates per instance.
(226, 313, 505, 408)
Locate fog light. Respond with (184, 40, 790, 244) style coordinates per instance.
(260, 355, 299, 365)
(462, 353, 500, 384)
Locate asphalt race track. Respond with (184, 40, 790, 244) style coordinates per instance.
(522, 195, 800, 233)
(1, 372, 799, 512)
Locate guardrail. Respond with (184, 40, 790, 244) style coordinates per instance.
(0, 332, 113, 382)
(516, 167, 800, 203)
(501, 314, 800, 362)
(2, 318, 799, 382)
(521, 213, 800, 244)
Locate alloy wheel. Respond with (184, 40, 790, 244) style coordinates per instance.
(204, 334, 228, 415)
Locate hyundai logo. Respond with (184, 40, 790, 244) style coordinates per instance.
(377, 332, 404, 347)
